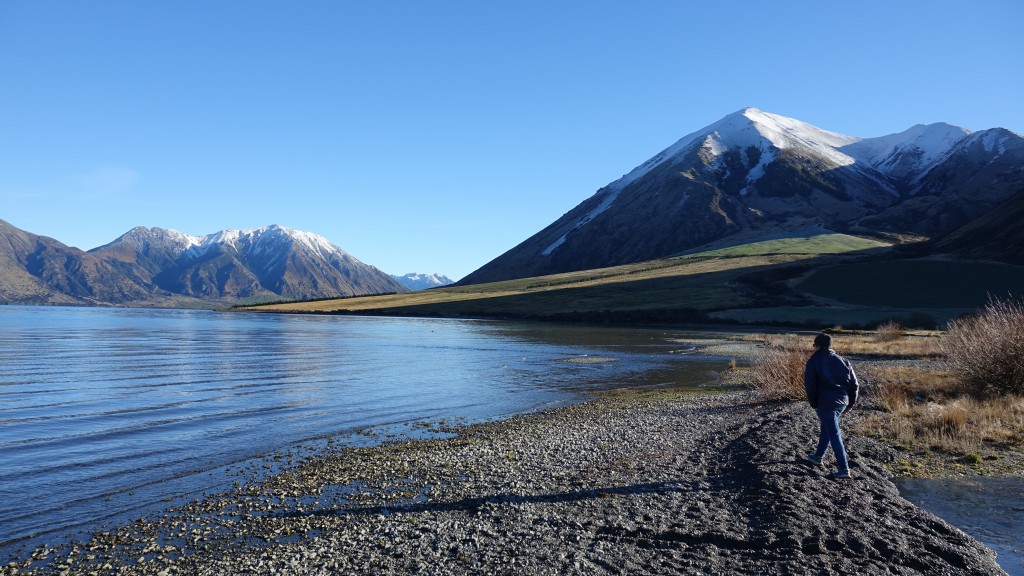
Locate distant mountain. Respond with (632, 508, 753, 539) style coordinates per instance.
(460, 108, 1024, 284)
(0, 219, 159, 305)
(0, 221, 407, 306)
(390, 273, 454, 291)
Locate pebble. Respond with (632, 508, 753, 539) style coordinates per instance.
(0, 390, 1007, 575)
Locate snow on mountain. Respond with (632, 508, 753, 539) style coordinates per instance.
(461, 108, 1024, 286)
(118, 225, 203, 253)
(391, 273, 454, 291)
(841, 123, 971, 183)
(178, 224, 348, 261)
(84, 224, 406, 303)
(611, 107, 860, 193)
(541, 108, 866, 256)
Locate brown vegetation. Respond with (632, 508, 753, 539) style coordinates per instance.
(874, 320, 906, 343)
(831, 331, 942, 357)
(751, 325, 1024, 461)
(941, 296, 1024, 396)
(851, 363, 1020, 455)
(751, 335, 809, 401)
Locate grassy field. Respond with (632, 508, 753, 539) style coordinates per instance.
(244, 252, 822, 321)
(797, 258, 1024, 308)
(708, 305, 972, 328)
(243, 233, 1014, 328)
(676, 232, 889, 258)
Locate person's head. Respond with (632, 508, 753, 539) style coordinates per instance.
(813, 332, 832, 350)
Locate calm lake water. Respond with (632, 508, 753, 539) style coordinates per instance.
(0, 306, 729, 558)
(899, 476, 1024, 576)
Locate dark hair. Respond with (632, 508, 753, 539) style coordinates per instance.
(814, 332, 832, 349)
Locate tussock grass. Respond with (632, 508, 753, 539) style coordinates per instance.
(856, 393, 1024, 455)
(832, 331, 942, 357)
(854, 363, 1024, 456)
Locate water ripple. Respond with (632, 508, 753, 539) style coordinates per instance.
(0, 306, 720, 558)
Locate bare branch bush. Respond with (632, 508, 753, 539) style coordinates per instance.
(942, 296, 1024, 396)
(752, 335, 808, 400)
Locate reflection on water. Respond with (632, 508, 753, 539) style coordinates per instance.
(0, 306, 740, 559)
(898, 476, 1024, 576)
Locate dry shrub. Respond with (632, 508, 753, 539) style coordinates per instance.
(875, 321, 906, 343)
(942, 296, 1024, 396)
(752, 335, 808, 400)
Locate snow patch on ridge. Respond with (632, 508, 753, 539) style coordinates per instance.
(610, 107, 860, 195)
(841, 123, 971, 180)
(542, 188, 620, 256)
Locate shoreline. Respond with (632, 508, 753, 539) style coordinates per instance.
(3, 386, 1007, 575)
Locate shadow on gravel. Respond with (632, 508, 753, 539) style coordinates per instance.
(273, 481, 699, 520)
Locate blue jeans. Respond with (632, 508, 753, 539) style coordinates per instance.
(813, 406, 849, 471)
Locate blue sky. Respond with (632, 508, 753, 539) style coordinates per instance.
(2, 1, 1021, 280)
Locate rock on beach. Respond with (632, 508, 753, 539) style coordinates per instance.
(4, 391, 1004, 575)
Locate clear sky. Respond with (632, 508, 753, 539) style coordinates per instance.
(2, 1, 1021, 280)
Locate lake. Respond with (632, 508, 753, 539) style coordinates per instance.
(0, 306, 730, 559)
(899, 476, 1024, 576)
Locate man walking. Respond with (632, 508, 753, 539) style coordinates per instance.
(804, 332, 859, 479)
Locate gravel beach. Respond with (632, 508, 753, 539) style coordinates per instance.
(4, 387, 1005, 575)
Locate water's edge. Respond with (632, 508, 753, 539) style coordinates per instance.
(898, 477, 1024, 576)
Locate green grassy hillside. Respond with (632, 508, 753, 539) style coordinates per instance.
(243, 233, 1017, 328)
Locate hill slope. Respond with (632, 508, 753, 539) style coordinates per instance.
(461, 108, 1024, 284)
(0, 219, 158, 305)
(930, 189, 1024, 264)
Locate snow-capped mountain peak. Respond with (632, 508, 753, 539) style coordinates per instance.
(86, 223, 406, 302)
(118, 226, 204, 252)
(841, 122, 972, 181)
(611, 107, 861, 194)
(391, 272, 454, 291)
(176, 225, 348, 262)
(461, 107, 1024, 286)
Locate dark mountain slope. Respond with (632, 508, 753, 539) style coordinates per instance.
(461, 109, 1024, 285)
(930, 188, 1024, 264)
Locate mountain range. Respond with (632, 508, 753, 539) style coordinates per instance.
(0, 221, 407, 306)
(390, 273, 455, 291)
(461, 108, 1024, 284)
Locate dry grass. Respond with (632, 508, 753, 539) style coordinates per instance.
(853, 363, 1024, 455)
(732, 330, 942, 358)
(751, 335, 809, 401)
(831, 332, 942, 357)
(746, 328, 1024, 460)
(863, 365, 963, 411)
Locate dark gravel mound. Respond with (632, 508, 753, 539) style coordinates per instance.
(5, 393, 1003, 575)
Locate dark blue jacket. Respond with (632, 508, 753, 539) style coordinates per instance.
(804, 348, 859, 410)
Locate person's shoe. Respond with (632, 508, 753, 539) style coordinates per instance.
(831, 469, 851, 479)
(805, 453, 823, 467)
